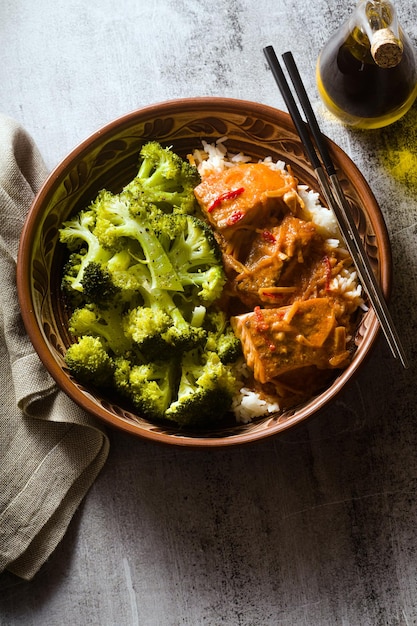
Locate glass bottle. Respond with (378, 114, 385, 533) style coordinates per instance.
(316, 0, 417, 129)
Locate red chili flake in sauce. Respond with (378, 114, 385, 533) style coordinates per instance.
(254, 306, 269, 332)
(207, 187, 245, 212)
(262, 292, 283, 300)
(324, 255, 332, 291)
(254, 306, 277, 351)
(261, 229, 276, 243)
(226, 210, 244, 226)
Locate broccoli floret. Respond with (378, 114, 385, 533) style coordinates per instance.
(65, 335, 115, 387)
(112, 356, 134, 397)
(125, 141, 201, 214)
(146, 211, 183, 251)
(160, 304, 207, 352)
(68, 303, 132, 356)
(59, 208, 113, 291)
(123, 285, 207, 356)
(128, 359, 178, 421)
(59, 144, 240, 429)
(205, 310, 242, 364)
(104, 251, 146, 302)
(123, 305, 172, 358)
(93, 189, 183, 292)
(61, 252, 87, 308)
(80, 261, 120, 305)
(166, 215, 226, 304)
(165, 349, 239, 426)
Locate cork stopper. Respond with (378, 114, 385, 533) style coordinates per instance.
(371, 28, 403, 68)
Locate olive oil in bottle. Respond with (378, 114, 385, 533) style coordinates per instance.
(316, 0, 417, 129)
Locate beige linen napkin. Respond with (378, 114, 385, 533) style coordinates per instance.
(0, 114, 109, 580)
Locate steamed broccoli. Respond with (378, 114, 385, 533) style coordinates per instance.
(112, 356, 134, 398)
(60, 142, 242, 428)
(59, 208, 113, 292)
(123, 286, 207, 357)
(68, 303, 132, 356)
(165, 348, 239, 427)
(93, 189, 183, 292)
(65, 335, 115, 387)
(80, 261, 120, 305)
(124, 141, 201, 214)
(204, 310, 242, 364)
(95, 204, 224, 356)
(61, 252, 88, 308)
(165, 214, 226, 304)
(128, 359, 178, 421)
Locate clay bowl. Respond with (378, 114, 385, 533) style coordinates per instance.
(17, 97, 391, 446)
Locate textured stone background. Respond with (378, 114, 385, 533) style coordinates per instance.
(1, 0, 417, 624)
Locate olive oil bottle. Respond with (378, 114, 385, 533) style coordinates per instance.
(316, 0, 417, 129)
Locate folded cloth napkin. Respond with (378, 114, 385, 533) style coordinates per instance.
(0, 114, 109, 580)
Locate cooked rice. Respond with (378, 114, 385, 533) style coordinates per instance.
(232, 388, 280, 424)
(192, 139, 364, 423)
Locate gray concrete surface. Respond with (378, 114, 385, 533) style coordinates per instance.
(1, 0, 417, 624)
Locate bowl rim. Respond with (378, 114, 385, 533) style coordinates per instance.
(17, 96, 390, 447)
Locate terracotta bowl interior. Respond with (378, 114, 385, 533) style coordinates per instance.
(17, 97, 391, 447)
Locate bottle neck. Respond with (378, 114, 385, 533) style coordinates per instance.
(353, 0, 403, 67)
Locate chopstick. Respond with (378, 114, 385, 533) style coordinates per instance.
(263, 45, 408, 368)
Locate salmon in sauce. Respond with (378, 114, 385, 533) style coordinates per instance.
(231, 215, 322, 309)
(194, 163, 299, 235)
(194, 160, 361, 410)
(231, 298, 350, 384)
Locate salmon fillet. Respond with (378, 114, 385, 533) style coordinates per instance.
(231, 298, 350, 383)
(231, 215, 321, 307)
(194, 163, 298, 235)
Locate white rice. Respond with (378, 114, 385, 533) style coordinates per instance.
(232, 388, 281, 424)
(192, 139, 364, 423)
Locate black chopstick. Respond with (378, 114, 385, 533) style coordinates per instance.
(281, 51, 336, 177)
(263, 45, 408, 368)
(263, 47, 321, 171)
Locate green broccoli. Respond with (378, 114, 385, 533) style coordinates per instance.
(124, 141, 201, 214)
(123, 305, 171, 357)
(123, 285, 207, 357)
(204, 310, 242, 364)
(61, 252, 88, 308)
(80, 261, 120, 305)
(117, 210, 225, 305)
(65, 335, 115, 387)
(68, 303, 132, 356)
(165, 348, 239, 427)
(128, 359, 178, 421)
(112, 355, 134, 397)
(59, 208, 113, 292)
(60, 143, 242, 428)
(165, 214, 226, 304)
(92, 189, 183, 292)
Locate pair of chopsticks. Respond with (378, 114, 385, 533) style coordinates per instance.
(263, 46, 408, 368)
